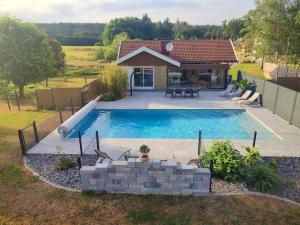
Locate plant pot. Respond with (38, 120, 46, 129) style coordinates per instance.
(140, 154, 149, 162)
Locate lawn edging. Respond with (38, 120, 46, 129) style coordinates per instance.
(23, 156, 300, 207)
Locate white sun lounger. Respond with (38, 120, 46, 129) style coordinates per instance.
(219, 84, 234, 96)
(226, 87, 243, 97)
(239, 92, 261, 105)
(231, 90, 252, 101)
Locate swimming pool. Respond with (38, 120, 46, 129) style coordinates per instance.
(67, 109, 277, 139)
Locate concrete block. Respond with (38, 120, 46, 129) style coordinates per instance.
(181, 189, 193, 196)
(107, 167, 116, 173)
(161, 183, 172, 189)
(116, 167, 132, 174)
(169, 175, 177, 182)
(152, 159, 161, 168)
(173, 183, 190, 189)
(191, 182, 210, 190)
(90, 179, 97, 185)
(162, 161, 177, 168)
(165, 167, 175, 174)
(127, 158, 136, 167)
(156, 176, 169, 183)
(95, 163, 110, 173)
(185, 175, 194, 184)
(111, 161, 128, 167)
(148, 171, 165, 177)
(194, 168, 211, 174)
(141, 187, 160, 194)
(176, 175, 186, 183)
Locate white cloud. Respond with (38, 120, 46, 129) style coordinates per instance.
(0, 0, 255, 24)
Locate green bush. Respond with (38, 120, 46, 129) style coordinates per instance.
(242, 147, 262, 167)
(99, 93, 118, 102)
(201, 141, 244, 182)
(246, 165, 281, 192)
(56, 155, 76, 171)
(100, 64, 127, 99)
(238, 79, 248, 90)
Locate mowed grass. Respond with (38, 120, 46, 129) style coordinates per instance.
(0, 106, 299, 224)
(229, 63, 265, 80)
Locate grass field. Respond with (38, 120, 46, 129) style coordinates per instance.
(63, 46, 101, 76)
(0, 48, 300, 224)
(229, 63, 265, 80)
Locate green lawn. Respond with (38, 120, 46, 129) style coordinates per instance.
(229, 63, 265, 80)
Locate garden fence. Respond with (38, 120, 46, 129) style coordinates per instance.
(35, 79, 103, 109)
(240, 71, 300, 129)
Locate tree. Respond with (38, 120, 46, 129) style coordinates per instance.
(97, 32, 128, 62)
(0, 16, 54, 97)
(46, 37, 65, 86)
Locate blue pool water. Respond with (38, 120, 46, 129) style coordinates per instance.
(67, 109, 277, 140)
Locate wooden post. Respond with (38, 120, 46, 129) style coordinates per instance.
(252, 131, 257, 147)
(198, 130, 202, 156)
(70, 99, 74, 115)
(59, 106, 63, 124)
(15, 90, 20, 111)
(5, 93, 11, 111)
(35, 89, 40, 109)
(96, 131, 100, 151)
(85, 76, 87, 85)
(18, 129, 26, 155)
(78, 131, 83, 155)
(32, 121, 39, 143)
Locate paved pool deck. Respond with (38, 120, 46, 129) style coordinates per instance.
(27, 91, 300, 163)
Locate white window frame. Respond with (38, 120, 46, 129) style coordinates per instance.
(133, 66, 155, 90)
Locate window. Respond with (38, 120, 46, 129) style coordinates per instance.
(134, 67, 154, 88)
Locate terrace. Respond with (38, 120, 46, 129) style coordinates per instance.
(27, 91, 300, 164)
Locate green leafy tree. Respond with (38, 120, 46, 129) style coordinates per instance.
(97, 32, 128, 62)
(46, 37, 65, 86)
(0, 16, 54, 97)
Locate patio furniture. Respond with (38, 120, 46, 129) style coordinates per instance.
(187, 159, 201, 167)
(184, 88, 193, 97)
(239, 92, 261, 105)
(94, 149, 139, 163)
(192, 88, 200, 97)
(174, 88, 183, 97)
(226, 87, 243, 97)
(231, 90, 252, 101)
(219, 84, 234, 96)
(165, 89, 173, 97)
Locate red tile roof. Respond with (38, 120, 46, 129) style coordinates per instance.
(118, 39, 238, 64)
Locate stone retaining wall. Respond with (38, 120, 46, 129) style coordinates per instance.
(80, 159, 211, 195)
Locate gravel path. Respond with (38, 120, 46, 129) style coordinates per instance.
(25, 154, 300, 203)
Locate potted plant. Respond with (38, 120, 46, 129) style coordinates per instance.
(139, 144, 150, 162)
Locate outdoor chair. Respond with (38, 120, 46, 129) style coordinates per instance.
(174, 89, 183, 97)
(239, 92, 261, 105)
(187, 159, 201, 167)
(231, 90, 252, 101)
(219, 84, 234, 96)
(184, 88, 193, 97)
(94, 149, 139, 163)
(165, 89, 173, 97)
(192, 88, 200, 97)
(226, 87, 243, 97)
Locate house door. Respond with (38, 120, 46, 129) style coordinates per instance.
(134, 67, 154, 89)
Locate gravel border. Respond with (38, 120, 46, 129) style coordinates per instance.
(24, 154, 300, 204)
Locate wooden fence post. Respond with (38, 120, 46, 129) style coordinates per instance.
(32, 121, 39, 143)
(59, 106, 63, 124)
(198, 130, 202, 157)
(78, 131, 83, 156)
(18, 129, 26, 155)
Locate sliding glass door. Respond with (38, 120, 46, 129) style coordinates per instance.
(134, 67, 154, 89)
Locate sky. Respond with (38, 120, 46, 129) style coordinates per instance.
(0, 0, 255, 25)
